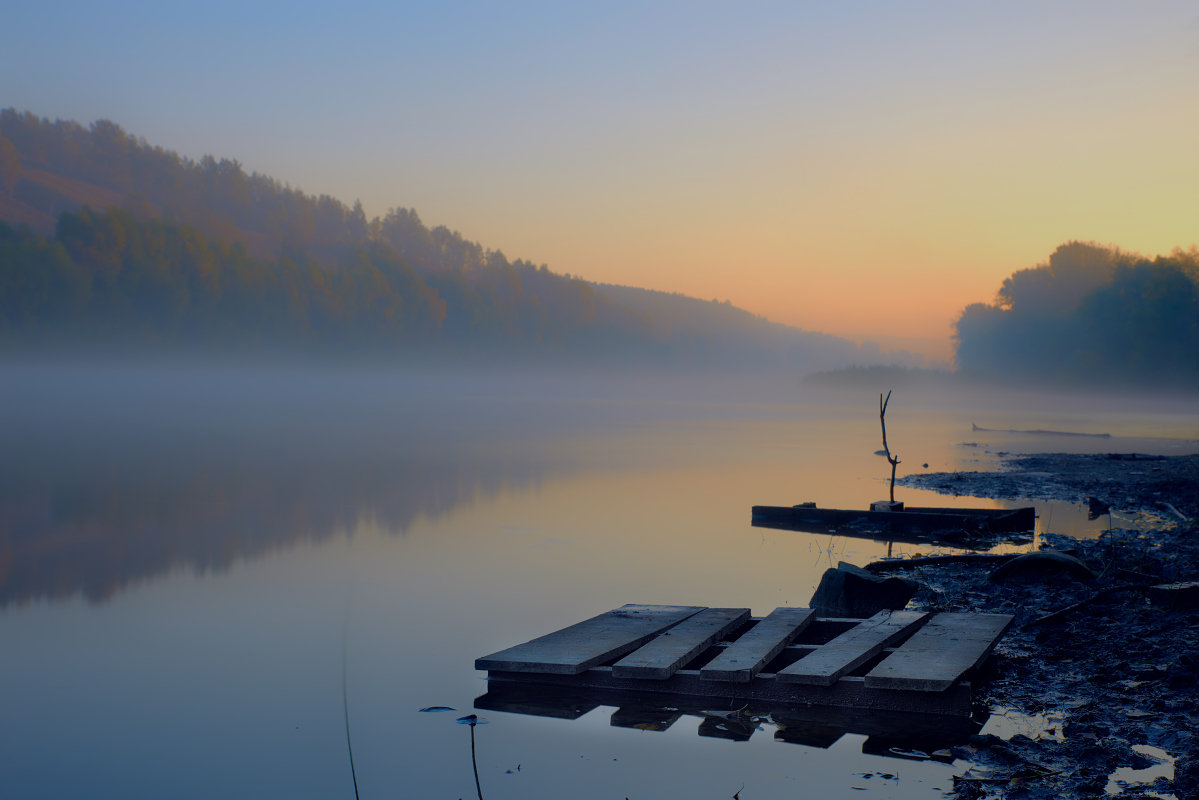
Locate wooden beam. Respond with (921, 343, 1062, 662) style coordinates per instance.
(613, 607, 750, 679)
(483, 667, 973, 716)
(777, 610, 928, 686)
(700, 607, 815, 683)
(475, 604, 705, 675)
(864, 612, 1014, 691)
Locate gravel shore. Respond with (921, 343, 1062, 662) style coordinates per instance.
(881, 453, 1199, 799)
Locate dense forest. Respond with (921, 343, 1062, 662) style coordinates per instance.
(0, 108, 879, 368)
(954, 241, 1199, 387)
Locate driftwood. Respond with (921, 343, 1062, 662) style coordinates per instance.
(953, 767, 1061, 785)
(1161, 502, 1189, 522)
(971, 423, 1111, 438)
(1022, 584, 1152, 629)
(864, 554, 1016, 572)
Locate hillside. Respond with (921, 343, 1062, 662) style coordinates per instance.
(0, 109, 906, 369)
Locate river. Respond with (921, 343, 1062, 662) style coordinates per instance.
(2, 362, 1195, 799)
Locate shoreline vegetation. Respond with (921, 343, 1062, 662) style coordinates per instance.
(883, 452, 1199, 799)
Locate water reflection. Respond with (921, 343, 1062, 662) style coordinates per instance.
(1, 363, 604, 606)
(0, 440, 562, 605)
(5, 364, 1195, 800)
(476, 682, 982, 760)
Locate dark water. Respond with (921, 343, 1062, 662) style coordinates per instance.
(1, 363, 1195, 799)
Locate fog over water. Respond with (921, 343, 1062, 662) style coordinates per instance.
(1, 360, 1195, 798)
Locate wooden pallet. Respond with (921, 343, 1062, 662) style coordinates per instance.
(476, 605, 1013, 716)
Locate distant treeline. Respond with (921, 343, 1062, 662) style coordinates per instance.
(954, 241, 1199, 386)
(0, 109, 880, 366)
(0, 207, 658, 357)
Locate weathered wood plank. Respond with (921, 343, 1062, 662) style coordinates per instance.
(483, 668, 974, 716)
(700, 607, 815, 683)
(777, 610, 928, 686)
(474, 604, 704, 675)
(612, 607, 750, 679)
(864, 612, 1014, 691)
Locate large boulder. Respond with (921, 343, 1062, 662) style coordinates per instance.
(809, 561, 918, 617)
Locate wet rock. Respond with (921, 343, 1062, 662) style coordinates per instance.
(1176, 753, 1199, 799)
(987, 550, 1097, 584)
(808, 561, 917, 617)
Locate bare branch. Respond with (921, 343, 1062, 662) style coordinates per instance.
(879, 390, 900, 503)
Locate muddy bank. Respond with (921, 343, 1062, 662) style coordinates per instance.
(898, 452, 1199, 519)
(878, 453, 1199, 799)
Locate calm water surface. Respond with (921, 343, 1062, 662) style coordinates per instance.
(2, 364, 1195, 799)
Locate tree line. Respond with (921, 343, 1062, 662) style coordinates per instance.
(954, 241, 1199, 387)
(0, 108, 882, 367)
(0, 207, 671, 358)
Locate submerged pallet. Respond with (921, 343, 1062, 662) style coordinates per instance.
(476, 605, 1013, 716)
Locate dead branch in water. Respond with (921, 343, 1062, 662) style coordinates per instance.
(880, 391, 901, 503)
(864, 554, 1017, 572)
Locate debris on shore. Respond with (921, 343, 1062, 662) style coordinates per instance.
(878, 453, 1199, 799)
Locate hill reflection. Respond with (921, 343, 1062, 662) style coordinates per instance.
(0, 362, 592, 606)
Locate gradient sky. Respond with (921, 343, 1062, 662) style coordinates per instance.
(4, 1, 1198, 361)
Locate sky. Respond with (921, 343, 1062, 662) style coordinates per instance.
(4, 1, 1198, 361)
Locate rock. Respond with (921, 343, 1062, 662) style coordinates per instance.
(809, 561, 917, 617)
(987, 550, 1098, 584)
(1148, 581, 1199, 610)
(1176, 752, 1199, 800)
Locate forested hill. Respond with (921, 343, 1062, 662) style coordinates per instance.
(954, 241, 1199, 388)
(0, 108, 891, 368)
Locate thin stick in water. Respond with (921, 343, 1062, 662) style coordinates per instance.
(342, 619, 361, 800)
(470, 721, 484, 800)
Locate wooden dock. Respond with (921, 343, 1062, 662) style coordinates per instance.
(476, 605, 1013, 716)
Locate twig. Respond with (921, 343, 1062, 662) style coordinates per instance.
(953, 769, 1062, 784)
(954, 761, 1061, 784)
(342, 615, 361, 800)
(469, 722, 484, 800)
(865, 554, 1016, 572)
(1161, 502, 1188, 522)
(1022, 584, 1152, 629)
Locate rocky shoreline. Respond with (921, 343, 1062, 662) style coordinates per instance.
(882, 453, 1199, 799)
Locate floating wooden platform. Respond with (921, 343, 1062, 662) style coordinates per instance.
(751, 503, 1035, 546)
(476, 605, 1013, 717)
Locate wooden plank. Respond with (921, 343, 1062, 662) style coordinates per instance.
(483, 668, 974, 716)
(700, 607, 815, 683)
(474, 604, 704, 675)
(777, 610, 928, 686)
(864, 612, 1014, 691)
(612, 608, 750, 679)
